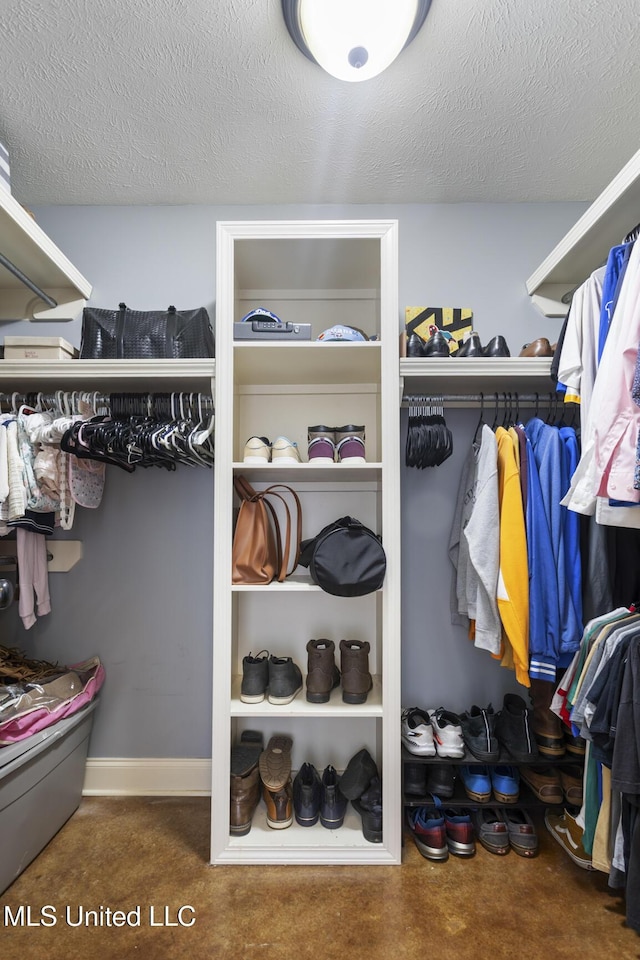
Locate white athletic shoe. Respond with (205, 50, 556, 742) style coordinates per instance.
(401, 707, 436, 756)
(429, 707, 465, 758)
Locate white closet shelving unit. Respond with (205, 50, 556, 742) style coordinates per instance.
(211, 220, 401, 865)
(0, 189, 92, 321)
(399, 356, 554, 398)
(527, 146, 640, 317)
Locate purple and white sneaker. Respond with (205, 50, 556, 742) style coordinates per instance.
(307, 425, 336, 463)
(335, 424, 366, 463)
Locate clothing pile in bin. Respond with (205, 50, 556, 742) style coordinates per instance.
(0, 645, 103, 744)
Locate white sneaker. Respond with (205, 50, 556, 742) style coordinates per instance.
(243, 436, 271, 463)
(401, 707, 436, 756)
(429, 708, 465, 758)
(271, 436, 302, 464)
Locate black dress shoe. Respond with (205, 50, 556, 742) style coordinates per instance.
(406, 333, 426, 358)
(422, 330, 452, 357)
(455, 332, 484, 357)
(483, 335, 510, 357)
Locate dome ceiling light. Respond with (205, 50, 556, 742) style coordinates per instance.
(282, 0, 433, 83)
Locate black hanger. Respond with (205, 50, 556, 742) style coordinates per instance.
(473, 392, 485, 443)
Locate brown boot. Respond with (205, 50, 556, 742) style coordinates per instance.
(529, 678, 565, 757)
(230, 766, 261, 836)
(263, 779, 293, 829)
(340, 639, 373, 704)
(306, 638, 340, 703)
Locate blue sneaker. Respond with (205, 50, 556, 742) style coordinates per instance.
(491, 764, 520, 803)
(460, 764, 491, 803)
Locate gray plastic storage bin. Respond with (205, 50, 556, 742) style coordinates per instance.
(0, 699, 97, 894)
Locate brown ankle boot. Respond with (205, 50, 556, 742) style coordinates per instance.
(340, 639, 373, 704)
(529, 678, 565, 757)
(263, 779, 293, 829)
(230, 766, 261, 836)
(306, 638, 341, 703)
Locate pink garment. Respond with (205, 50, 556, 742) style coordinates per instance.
(0, 657, 104, 744)
(592, 238, 640, 500)
(16, 527, 51, 630)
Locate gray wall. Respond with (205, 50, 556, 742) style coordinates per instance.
(6, 201, 586, 758)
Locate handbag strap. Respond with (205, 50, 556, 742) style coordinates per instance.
(115, 302, 127, 360)
(263, 484, 303, 573)
(234, 474, 259, 502)
(164, 305, 177, 359)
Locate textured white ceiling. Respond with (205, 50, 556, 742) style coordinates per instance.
(1, 0, 639, 206)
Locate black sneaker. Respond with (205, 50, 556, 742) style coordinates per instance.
(495, 694, 538, 762)
(320, 765, 348, 829)
(240, 650, 269, 703)
(267, 655, 303, 705)
(293, 762, 322, 827)
(459, 704, 500, 761)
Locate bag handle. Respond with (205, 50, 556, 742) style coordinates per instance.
(234, 475, 259, 502)
(264, 484, 303, 573)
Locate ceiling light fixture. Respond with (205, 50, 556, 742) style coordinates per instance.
(282, 0, 432, 83)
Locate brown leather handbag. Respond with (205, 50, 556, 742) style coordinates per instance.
(231, 476, 302, 584)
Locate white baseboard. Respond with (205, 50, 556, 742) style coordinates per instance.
(83, 758, 212, 796)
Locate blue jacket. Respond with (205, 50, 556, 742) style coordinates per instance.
(524, 431, 560, 680)
(525, 419, 583, 668)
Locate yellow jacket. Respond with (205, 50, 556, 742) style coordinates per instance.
(495, 426, 530, 687)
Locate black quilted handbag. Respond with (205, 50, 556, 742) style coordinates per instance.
(80, 302, 215, 359)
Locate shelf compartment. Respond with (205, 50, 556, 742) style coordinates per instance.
(233, 342, 381, 386)
(231, 674, 383, 717)
(220, 806, 397, 865)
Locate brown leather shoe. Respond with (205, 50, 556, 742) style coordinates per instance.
(230, 766, 261, 836)
(340, 639, 373, 704)
(306, 638, 341, 703)
(519, 765, 563, 804)
(263, 779, 293, 829)
(519, 337, 554, 357)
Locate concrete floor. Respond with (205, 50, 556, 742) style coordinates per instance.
(0, 797, 638, 960)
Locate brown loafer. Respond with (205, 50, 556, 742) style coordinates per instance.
(519, 337, 554, 357)
(559, 765, 583, 806)
(519, 765, 563, 804)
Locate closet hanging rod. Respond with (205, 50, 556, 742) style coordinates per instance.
(401, 392, 564, 407)
(0, 251, 58, 309)
(0, 552, 54, 565)
(0, 391, 214, 413)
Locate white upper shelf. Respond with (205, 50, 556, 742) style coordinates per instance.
(0, 190, 92, 321)
(0, 359, 215, 392)
(526, 147, 640, 317)
(400, 357, 554, 395)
